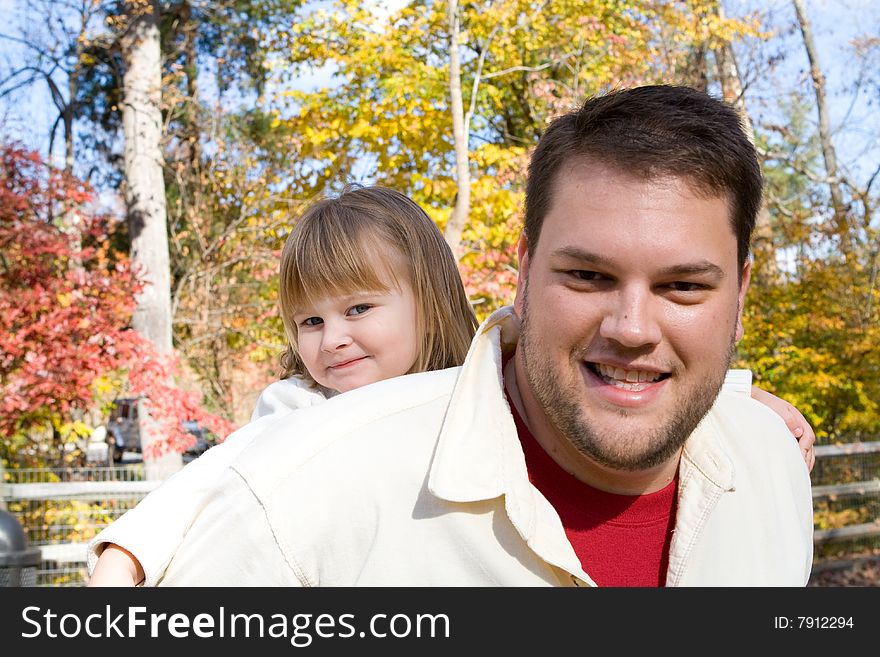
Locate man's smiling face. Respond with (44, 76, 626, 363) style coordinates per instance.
(514, 159, 750, 473)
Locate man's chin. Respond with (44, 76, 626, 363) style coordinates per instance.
(572, 377, 726, 470)
(568, 417, 686, 472)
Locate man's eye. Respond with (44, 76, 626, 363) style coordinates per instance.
(348, 304, 372, 316)
(667, 282, 704, 292)
(301, 316, 323, 327)
(570, 270, 605, 281)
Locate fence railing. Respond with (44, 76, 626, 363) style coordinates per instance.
(2, 442, 879, 586)
(4, 465, 151, 484)
(809, 442, 880, 576)
(0, 464, 157, 586)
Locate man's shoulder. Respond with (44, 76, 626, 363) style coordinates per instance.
(706, 390, 808, 478)
(711, 389, 791, 442)
(310, 366, 462, 430)
(234, 367, 463, 489)
(678, 391, 813, 586)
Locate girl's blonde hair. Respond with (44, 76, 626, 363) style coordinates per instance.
(278, 185, 478, 383)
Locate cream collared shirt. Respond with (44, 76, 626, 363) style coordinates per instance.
(152, 307, 811, 587)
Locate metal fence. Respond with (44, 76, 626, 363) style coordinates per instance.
(808, 442, 880, 584)
(2, 443, 879, 586)
(1, 464, 160, 586)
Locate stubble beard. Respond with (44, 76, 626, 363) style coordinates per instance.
(518, 289, 735, 472)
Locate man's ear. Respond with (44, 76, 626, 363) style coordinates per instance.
(735, 258, 752, 342)
(514, 233, 530, 317)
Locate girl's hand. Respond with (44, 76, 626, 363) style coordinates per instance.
(751, 385, 816, 473)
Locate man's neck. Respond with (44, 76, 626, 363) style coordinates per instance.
(504, 353, 681, 495)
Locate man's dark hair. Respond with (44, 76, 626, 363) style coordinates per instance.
(524, 85, 763, 271)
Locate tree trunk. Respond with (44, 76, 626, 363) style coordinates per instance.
(444, 0, 470, 262)
(121, 1, 181, 479)
(181, 0, 202, 170)
(792, 0, 851, 256)
(713, 24, 779, 284)
(682, 44, 709, 92)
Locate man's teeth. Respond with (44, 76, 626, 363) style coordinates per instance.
(595, 363, 663, 389)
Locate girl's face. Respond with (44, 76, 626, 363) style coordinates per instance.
(293, 277, 420, 393)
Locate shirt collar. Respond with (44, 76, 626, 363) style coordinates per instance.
(680, 401, 737, 491)
(426, 307, 594, 583)
(428, 305, 521, 503)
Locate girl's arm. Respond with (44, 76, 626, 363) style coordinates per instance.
(87, 420, 270, 586)
(87, 377, 326, 587)
(87, 544, 144, 586)
(750, 384, 816, 473)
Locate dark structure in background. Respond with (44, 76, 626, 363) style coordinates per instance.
(0, 508, 41, 586)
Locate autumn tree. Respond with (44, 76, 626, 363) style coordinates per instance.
(729, 3, 880, 442)
(0, 0, 108, 174)
(0, 144, 139, 466)
(792, 0, 851, 256)
(108, 1, 179, 478)
(167, 113, 296, 421)
(2, 0, 306, 426)
(0, 143, 234, 468)
(116, 1, 304, 419)
(155, 2, 305, 418)
(271, 0, 761, 315)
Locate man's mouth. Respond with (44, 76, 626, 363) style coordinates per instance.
(586, 362, 670, 392)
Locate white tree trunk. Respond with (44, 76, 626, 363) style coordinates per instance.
(122, 1, 181, 479)
(445, 0, 470, 262)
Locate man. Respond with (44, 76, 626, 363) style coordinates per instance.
(158, 85, 813, 586)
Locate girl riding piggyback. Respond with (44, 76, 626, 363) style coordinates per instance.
(88, 186, 478, 586)
(87, 185, 814, 586)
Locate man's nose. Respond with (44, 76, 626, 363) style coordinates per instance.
(598, 287, 662, 349)
(320, 320, 353, 352)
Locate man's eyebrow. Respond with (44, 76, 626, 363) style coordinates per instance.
(551, 247, 725, 278)
(656, 261, 725, 279)
(551, 247, 614, 267)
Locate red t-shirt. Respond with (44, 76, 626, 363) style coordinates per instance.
(507, 390, 677, 587)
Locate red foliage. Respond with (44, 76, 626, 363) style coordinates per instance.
(128, 347, 235, 458)
(0, 144, 234, 453)
(459, 247, 518, 307)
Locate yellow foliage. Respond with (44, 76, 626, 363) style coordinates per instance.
(262, 0, 768, 314)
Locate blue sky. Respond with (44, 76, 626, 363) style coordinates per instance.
(729, 0, 879, 185)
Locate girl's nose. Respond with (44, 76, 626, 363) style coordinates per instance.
(320, 319, 353, 352)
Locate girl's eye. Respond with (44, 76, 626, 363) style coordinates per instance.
(301, 316, 323, 327)
(348, 304, 372, 316)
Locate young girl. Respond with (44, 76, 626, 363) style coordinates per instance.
(87, 185, 814, 586)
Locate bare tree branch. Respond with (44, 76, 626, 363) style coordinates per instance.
(793, 0, 851, 254)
